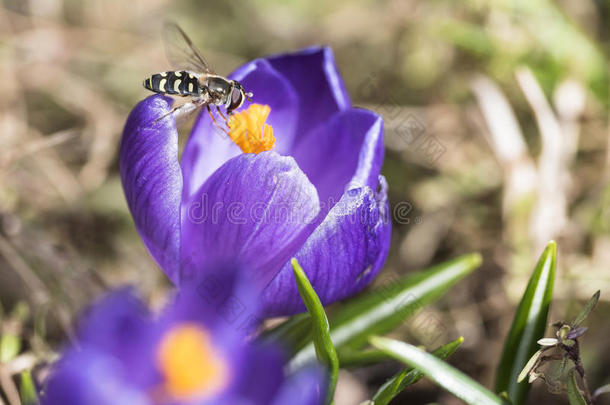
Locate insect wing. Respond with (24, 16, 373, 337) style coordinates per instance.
(162, 22, 213, 74)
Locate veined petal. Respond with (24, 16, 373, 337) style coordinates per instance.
(290, 108, 384, 216)
(181, 151, 320, 290)
(181, 60, 300, 199)
(261, 177, 391, 316)
(267, 46, 350, 138)
(119, 95, 182, 283)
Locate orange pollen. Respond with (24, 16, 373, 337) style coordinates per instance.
(157, 324, 228, 400)
(227, 103, 276, 154)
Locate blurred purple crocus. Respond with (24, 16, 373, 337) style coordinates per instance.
(41, 267, 325, 405)
(120, 46, 391, 316)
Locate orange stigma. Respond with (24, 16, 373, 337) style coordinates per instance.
(227, 104, 276, 154)
(157, 324, 228, 400)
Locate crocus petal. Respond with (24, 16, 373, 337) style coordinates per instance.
(267, 46, 350, 137)
(181, 60, 300, 199)
(271, 367, 327, 405)
(119, 95, 182, 283)
(76, 289, 159, 388)
(43, 271, 326, 405)
(261, 177, 391, 316)
(181, 151, 320, 290)
(76, 288, 150, 352)
(41, 350, 151, 405)
(164, 263, 262, 346)
(159, 271, 288, 404)
(290, 109, 384, 215)
(232, 344, 285, 405)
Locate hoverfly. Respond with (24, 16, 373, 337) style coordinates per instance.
(143, 22, 253, 129)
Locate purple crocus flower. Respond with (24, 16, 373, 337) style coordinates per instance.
(41, 267, 325, 405)
(120, 46, 391, 316)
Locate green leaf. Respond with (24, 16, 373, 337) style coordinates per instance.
(495, 241, 556, 405)
(290, 253, 482, 370)
(572, 290, 600, 327)
(19, 370, 38, 405)
(370, 336, 505, 405)
(337, 348, 393, 368)
(567, 369, 588, 405)
(517, 349, 543, 383)
(0, 333, 21, 363)
(372, 337, 464, 405)
(292, 258, 339, 405)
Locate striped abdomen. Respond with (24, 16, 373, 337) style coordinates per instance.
(143, 71, 201, 97)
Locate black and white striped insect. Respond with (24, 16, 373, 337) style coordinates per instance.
(143, 22, 253, 128)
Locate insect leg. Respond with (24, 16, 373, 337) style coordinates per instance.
(152, 106, 180, 125)
(152, 95, 218, 127)
(152, 101, 197, 126)
(207, 105, 230, 136)
(216, 106, 230, 126)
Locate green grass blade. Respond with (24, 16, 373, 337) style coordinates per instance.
(370, 336, 505, 405)
(292, 258, 339, 405)
(372, 337, 464, 405)
(19, 370, 38, 405)
(572, 290, 600, 327)
(290, 253, 482, 370)
(495, 241, 557, 405)
(0, 333, 21, 363)
(517, 349, 543, 383)
(567, 369, 588, 405)
(336, 348, 393, 368)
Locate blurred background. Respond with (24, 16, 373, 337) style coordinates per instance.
(0, 0, 608, 404)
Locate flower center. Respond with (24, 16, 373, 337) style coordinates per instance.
(157, 323, 228, 400)
(227, 103, 276, 154)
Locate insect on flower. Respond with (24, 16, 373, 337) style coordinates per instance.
(123, 46, 391, 316)
(143, 22, 253, 131)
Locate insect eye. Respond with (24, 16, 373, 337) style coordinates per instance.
(232, 89, 242, 104)
(229, 89, 244, 111)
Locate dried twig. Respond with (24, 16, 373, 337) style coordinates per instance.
(516, 67, 568, 252)
(471, 75, 537, 216)
(0, 366, 21, 405)
(0, 234, 48, 305)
